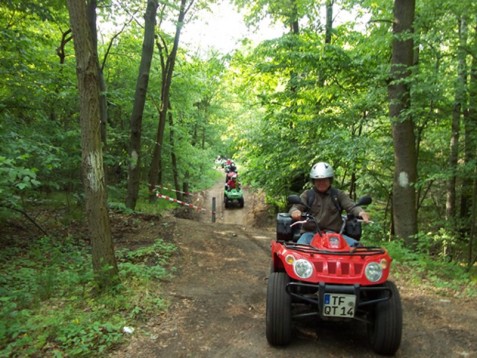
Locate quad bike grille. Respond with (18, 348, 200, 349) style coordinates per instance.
(314, 261, 364, 276)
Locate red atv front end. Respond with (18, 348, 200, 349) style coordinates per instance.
(267, 218, 402, 356)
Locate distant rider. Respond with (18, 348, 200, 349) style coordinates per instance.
(225, 174, 240, 191)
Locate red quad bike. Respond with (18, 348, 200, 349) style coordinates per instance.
(267, 195, 402, 356)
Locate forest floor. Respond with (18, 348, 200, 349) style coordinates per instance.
(107, 177, 477, 358)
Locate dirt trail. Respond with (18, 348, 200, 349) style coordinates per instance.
(110, 178, 477, 358)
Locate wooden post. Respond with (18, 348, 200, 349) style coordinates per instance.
(212, 197, 216, 223)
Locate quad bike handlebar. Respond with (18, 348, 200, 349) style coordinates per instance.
(287, 194, 373, 235)
(289, 211, 373, 237)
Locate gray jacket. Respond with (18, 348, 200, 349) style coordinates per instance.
(289, 187, 364, 232)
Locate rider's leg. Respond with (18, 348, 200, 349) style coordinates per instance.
(343, 234, 361, 247)
(297, 232, 314, 245)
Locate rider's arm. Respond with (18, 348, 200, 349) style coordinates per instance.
(290, 209, 302, 220)
(289, 191, 308, 220)
(358, 210, 370, 223)
(338, 191, 370, 222)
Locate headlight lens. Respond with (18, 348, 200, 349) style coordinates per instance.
(294, 259, 313, 279)
(365, 262, 383, 282)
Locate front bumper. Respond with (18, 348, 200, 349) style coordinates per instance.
(286, 281, 392, 320)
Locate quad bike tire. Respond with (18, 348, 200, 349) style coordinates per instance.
(266, 272, 292, 346)
(367, 280, 402, 356)
(238, 197, 244, 208)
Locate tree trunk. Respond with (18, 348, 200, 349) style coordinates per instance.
(325, 0, 333, 44)
(446, 16, 468, 224)
(168, 105, 182, 201)
(183, 171, 191, 204)
(125, 0, 159, 209)
(148, 0, 191, 199)
(461, 21, 477, 233)
(389, 0, 418, 246)
(469, 174, 477, 269)
(86, 0, 108, 145)
(465, 23, 477, 257)
(289, 0, 300, 34)
(67, 0, 118, 289)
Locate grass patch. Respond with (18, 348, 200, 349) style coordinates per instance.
(0, 236, 176, 357)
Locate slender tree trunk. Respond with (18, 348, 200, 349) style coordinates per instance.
(468, 174, 477, 269)
(389, 0, 418, 246)
(317, 0, 332, 88)
(148, 0, 191, 199)
(125, 0, 159, 209)
(461, 20, 477, 233)
(461, 17, 477, 246)
(183, 171, 190, 203)
(447, 16, 468, 224)
(67, 0, 118, 289)
(168, 105, 182, 201)
(194, 99, 210, 150)
(325, 0, 333, 44)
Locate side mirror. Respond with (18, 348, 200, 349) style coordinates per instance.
(356, 195, 372, 207)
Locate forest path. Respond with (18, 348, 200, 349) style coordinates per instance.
(110, 176, 477, 358)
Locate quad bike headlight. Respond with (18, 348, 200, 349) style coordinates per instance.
(285, 254, 295, 265)
(365, 262, 383, 282)
(293, 259, 313, 279)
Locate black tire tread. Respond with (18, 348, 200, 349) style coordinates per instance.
(367, 280, 403, 355)
(266, 272, 292, 346)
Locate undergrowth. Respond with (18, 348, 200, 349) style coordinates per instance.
(364, 224, 477, 297)
(0, 236, 176, 357)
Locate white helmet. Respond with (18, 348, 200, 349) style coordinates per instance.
(310, 162, 334, 180)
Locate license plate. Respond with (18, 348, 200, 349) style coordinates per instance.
(323, 293, 356, 317)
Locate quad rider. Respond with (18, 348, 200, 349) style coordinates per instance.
(289, 162, 370, 247)
(225, 174, 240, 191)
(225, 161, 237, 174)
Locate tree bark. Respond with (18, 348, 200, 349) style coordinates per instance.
(125, 0, 159, 209)
(389, 0, 418, 246)
(86, 0, 108, 145)
(66, 0, 118, 289)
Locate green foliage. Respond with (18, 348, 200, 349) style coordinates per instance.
(0, 236, 176, 356)
(0, 118, 82, 219)
(0, 0, 81, 220)
(363, 233, 477, 297)
(108, 201, 135, 215)
(1, 1, 477, 351)
(226, 27, 393, 204)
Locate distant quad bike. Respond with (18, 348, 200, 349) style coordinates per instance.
(267, 195, 402, 356)
(224, 188, 244, 208)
